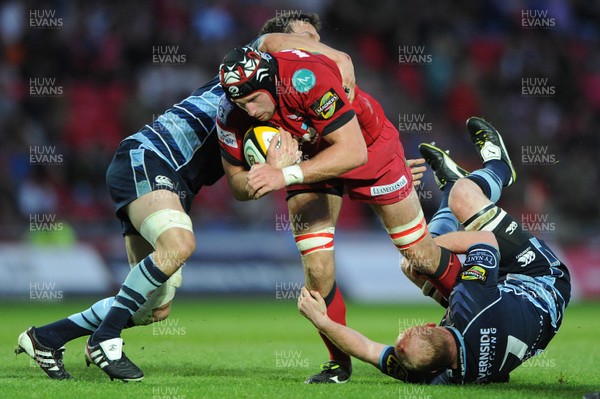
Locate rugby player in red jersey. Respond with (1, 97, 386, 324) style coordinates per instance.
(217, 46, 462, 383)
(15, 13, 360, 383)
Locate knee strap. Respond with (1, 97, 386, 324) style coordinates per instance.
(294, 227, 335, 256)
(139, 209, 193, 248)
(463, 204, 506, 232)
(387, 210, 428, 250)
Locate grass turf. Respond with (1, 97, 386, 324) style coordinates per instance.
(1, 298, 598, 399)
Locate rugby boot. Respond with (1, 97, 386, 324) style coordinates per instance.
(85, 337, 143, 382)
(466, 117, 517, 186)
(418, 142, 469, 190)
(16, 327, 73, 380)
(305, 360, 351, 384)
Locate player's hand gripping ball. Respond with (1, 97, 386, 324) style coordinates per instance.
(243, 125, 280, 166)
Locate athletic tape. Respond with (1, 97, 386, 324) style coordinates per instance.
(139, 209, 193, 248)
(294, 227, 335, 256)
(387, 210, 428, 250)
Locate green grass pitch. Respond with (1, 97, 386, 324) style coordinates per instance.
(1, 298, 598, 399)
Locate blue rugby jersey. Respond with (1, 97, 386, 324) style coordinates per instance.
(126, 76, 225, 193)
(432, 243, 568, 384)
(378, 242, 569, 384)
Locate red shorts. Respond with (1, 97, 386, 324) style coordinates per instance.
(287, 119, 413, 205)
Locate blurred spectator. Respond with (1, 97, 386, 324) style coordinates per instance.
(0, 0, 597, 243)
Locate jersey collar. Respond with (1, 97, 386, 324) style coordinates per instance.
(445, 326, 466, 384)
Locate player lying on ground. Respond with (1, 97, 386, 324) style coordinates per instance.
(217, 44, 461, 383)
(15, 13, 357, 382)
(298, 117, 571, 384)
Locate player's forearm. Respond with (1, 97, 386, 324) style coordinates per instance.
(222, 160, 253, 201)
(228, 173, 253, 201)
(258, 34, 354, 97)
(297, 120, 367, 184)
(315, 317, 382, 367)
(433, 231, 497, 254)
(259, 33, 348, 64)
(298, 147, 362, 183)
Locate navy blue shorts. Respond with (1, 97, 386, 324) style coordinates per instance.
(106, 140, 195, 236)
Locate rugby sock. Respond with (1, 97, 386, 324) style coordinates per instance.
(428, 248, 462, 298)
(89, 255, 169, 345)
(34, 297, 115, 348)
(485, 159, 511, 187)
(34, 320, 93, 349)
(319, 282, 351, 367)
(68, 297, 115, 331)
(428, 183, 459, 237)
(466, 155, 512, 204)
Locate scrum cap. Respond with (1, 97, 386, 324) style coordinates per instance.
(219, 46, 278, 101)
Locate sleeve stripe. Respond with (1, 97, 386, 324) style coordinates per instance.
(321, 110, 356, 136)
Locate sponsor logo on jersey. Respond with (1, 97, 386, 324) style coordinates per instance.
(370, 175, 408, 196)
(516, 247, 536, 267)
(505, 221, 518, 235)
(217, 127, 239, 148)
(477, 328, 497, 380)
(292, 69, 316, 93)
(384, 350, 409, 381)
(155, 175, 174, 190)
(464, 248, 498, 269)
(460, 265, 487, 283)
(311, 88, 345, 119)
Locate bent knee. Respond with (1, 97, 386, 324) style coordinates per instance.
(156, 229, 196, 262)
(448, 179, 479, 221)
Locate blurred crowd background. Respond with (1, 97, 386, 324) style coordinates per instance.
(1, 0, 599, 245)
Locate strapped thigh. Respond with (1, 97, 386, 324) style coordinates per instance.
(386, 210, 428, 250)
(294, 227, 335, 256)
(139, 209, 193, 248)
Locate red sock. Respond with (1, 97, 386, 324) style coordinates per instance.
(429, 249, 462, 298)
(319, 283, 351, 366)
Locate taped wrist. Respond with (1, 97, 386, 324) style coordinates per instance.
(282, 165, 304, 185)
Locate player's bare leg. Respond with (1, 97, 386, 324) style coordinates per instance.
(415, 118, 517, 303)
(85, 190, 194, 381)
(15, 198, 186, 380)
(370, 189, 462, 299)
(287, 191, 351, 384)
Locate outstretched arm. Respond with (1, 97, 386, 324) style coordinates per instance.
(433, 231, 497, 254)
(257, 33, 355, 101)
(297, 287, 386, 367)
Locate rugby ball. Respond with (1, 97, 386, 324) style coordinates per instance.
(243, 125, 280, 166)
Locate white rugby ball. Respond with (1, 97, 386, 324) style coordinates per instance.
(243, 125, 280, 166)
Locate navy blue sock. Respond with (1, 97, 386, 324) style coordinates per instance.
(90, 255, 169, 345)
(466, 168, 504, 203)
(35, 319, 92, 349)
(484, 160, 511, 187)
(429, 183, 459, 237)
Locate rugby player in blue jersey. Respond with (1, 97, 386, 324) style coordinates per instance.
(15, 13, 357, 382)
(298, 117, 570, 384)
